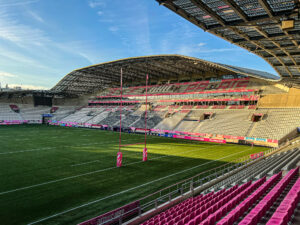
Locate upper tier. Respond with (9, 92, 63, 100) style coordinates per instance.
(93, 78, 262, 98)
(90, 78, 285, 103)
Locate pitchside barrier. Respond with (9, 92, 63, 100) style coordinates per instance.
(48, 120, 279, 147)
(78, 148, 281, 225)
(250, 152, 264, 159)
(0, 120, 42, 125)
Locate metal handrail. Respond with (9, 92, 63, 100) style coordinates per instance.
(136, 150, 272, 215)
(101, 147, 279, 224)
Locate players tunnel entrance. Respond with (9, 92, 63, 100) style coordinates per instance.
(42, 114, 53, 124)
(251, 113, 263, 122)
(200, 112, 214, 121)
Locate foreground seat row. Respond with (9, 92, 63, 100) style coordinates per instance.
(141, 167, 300, 225)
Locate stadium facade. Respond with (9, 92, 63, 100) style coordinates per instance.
(1, 54, 300, 148)
(1, 2, 300, 223)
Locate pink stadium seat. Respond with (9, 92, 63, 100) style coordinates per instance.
(240, 168, 298, 225)
(183, 216, 189, 224)
(176, 220, 184, 225)
(212, 105, 226, 109)
(167, 219, 175, 225)
(266, 172, 300, 225)
(216, 177, 273, 225)
(196, 105, 209, 109)
(187, 220, 195, 225)
(142, 173, 292, 225)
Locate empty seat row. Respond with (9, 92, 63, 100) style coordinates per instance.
(239, 167, 299, 225)
(200, 178, 265, 225)
(140, 164, 300, 225)
(267, 176, 300, 225)
(217, 172, 281, 225)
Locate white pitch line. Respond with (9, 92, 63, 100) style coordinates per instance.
(71, 160, 100, 167)
(50, 143, 217, 170)
(0, 165, 119, 196)
(0, 143, 215, 196)
(0, 137, 158, 155)
(13, 138, 31, 141)
(27, 147, 252, 225)
(0, 131, 214, 156)
(68, 142, 218, 169)
(0, 147, 53, 155)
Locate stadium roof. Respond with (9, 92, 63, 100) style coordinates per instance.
(156, 0, 300, 78)
(51, 54, 278, 95)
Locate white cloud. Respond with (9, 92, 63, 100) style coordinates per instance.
(178, 46, 243, 56)
(27, 10, 44, 23)
(53, 41, 103, 65)
(92, 2, 153, 55)
(0, 69, 53, 89)
(0, 46, 54, 71)
(0, 7, 96, 72)
(8, 83, 48, 90)
(97, 11, 103, 16)
(177, 45, 194, 56)
(198, 42, 206, 47)
(0, 71, 18, 78)
(0, 11, 48, 45)
(198, 48, 243, 53)
(77, 52, 97, 64)
(0, 0, 39, 7)
(109, 26, 119, 32)
(88, 0, 106, 8)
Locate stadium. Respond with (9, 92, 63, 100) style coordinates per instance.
(0, 1, 300, 225)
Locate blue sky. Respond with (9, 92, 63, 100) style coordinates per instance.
(0, 0, 278, 90)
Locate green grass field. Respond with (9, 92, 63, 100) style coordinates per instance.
(0, 125, 267, 225)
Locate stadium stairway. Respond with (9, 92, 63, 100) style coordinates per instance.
(60, 107, 92, 123)
(131, 113, 163, 129)
(154, 112, 188, 131)
(192, 110, 253, 137)
(51, 106, 76, 121)
(174, 120, 199, 133)
(173, 110, 199, 132)
(121, 114, 142, 127)
(84, 107, 108, 124)
(98, 110, 124, 126)
(245, 122, 257, 137)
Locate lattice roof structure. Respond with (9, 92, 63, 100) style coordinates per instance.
(156, 0, 300, 78)
(51, 54, 278, 95)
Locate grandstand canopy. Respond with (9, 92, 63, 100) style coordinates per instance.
(51, 54, 278, 95)
(156, 0, 300, 78)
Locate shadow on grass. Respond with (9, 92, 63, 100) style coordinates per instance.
(0, 150, 263, 225)
(0, 125, 267, 225)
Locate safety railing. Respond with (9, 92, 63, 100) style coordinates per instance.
(90, 147, 281, 225)
(138, 156, 252, 215)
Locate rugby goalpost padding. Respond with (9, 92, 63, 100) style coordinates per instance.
(117, 69, 149, 167)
